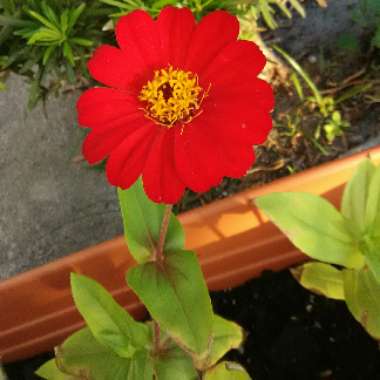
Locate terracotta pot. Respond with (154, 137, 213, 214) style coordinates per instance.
(1, 146, 380, 364)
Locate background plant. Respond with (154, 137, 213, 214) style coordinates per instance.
(352, 0, 380, 49)
(274, 45, 351, 147)
(0, 0, 330, 108)
(256, 158, 380, 339)
(335, 0, 380, 53)
(0, 0, 108, 107)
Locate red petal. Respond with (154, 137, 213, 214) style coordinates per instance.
(157, 6, 196, 68)
(87, 45, 143, 90)
(143, 128, 185, 204)
(209, 77, 274, 113)
(106, 124, 157, 189)
(185, 11, 239, 74)
(82, 115, 152, 164)
(205, 122, 256, 177)
(202, 40, 266, 85)
(222, 145, 255, 178)
(115, 10, 163, 71)
(77, 88, 141, 130)
(202, 98, 273, 146)
(174, 119, 224, 193)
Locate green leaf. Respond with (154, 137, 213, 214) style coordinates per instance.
(292, 262, 345, 300)
(27, 9, 58, 31)
(343, 268, 380, 339)
(67, 3, 86, 31)
(99, 0, 131, 10)
(336, 83, 373, 105)
(0, 15, 31, 27)
(127, 250, 213, 355)
(129, 350, 154, 380)
(60, 9, 69, 35)
(255, 192, 363, 268)
(290, 72, 304, 100)
(203, 362, 251, 380)
(118, 179, 184, 263)
(341, 159, 377, 237)
(36, 359, 73, 379)
(274, 46, 323, 106)
(63, 41, 74, 66)
(42, 44, 56, 65)
(259, 0, 277, 29)
(205, 315, 244, 368)
(27, 27, 61, 44)
(71, 273, 151, 358)
(70, 37, 93, 47)
(364, 165, 380, 234)
(154, 346, 198, 380)
(361, 237, 380, 283)
(40, 1, 60, 27)
(289, 0, 306, 17)
(36, 328, 152, 380)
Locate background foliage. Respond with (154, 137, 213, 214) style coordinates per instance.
(0, 0, 321, 107)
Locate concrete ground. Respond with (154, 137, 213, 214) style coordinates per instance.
(0, 74, 122, 280)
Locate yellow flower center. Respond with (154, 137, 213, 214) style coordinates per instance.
(139, 66, 206, 128)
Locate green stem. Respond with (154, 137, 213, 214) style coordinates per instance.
(156, 204, 173, 264)
(153, 204, 173, 353)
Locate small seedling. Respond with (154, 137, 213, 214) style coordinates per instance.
(323, 110, 350, 143)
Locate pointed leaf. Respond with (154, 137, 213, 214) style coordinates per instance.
(63, 41, 75, 66)
(361, 237, 380, 283)
(127, 250, 213, 355)
(42, 44, 56, 65)
(68, 3, 86, 31)
(70, 37, 93, 46)
(71, 273, 151, 358)
(36, 360, 73, 380)
(40, 2, 59, 27)
(118, 179, 184, 263)
(255, 192, 363, 268)
(365, 165, 380, 234)
(202, 315, 244, 369)
(154, 346, 198, 380)
(341, 159, 376, 236)
(128, 350, 154, 380)
(203, 362, 251, 380)
(27, 9, 58, 31)
(36, 328, 152, 380)
(343, 268, 380, 339)
(292, 262, 344, 300)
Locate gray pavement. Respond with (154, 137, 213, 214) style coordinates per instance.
(0, 74, 122, 280)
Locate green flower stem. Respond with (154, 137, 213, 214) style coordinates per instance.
(155, 204, 173, 264)
(153, 203, 173, 353)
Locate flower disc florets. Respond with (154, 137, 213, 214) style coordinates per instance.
(139, 66, 204, 127)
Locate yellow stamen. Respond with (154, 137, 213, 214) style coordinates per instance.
(139, 66, 206, 128)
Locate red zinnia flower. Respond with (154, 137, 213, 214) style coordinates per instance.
(77, 6, 274, 203)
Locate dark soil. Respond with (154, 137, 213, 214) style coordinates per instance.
(211, 270, 380, 380)
(3, 352, 52, 380)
